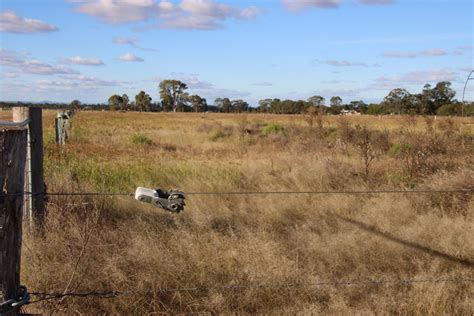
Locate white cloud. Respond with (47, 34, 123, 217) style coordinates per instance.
(420, 48, 446, 56)
(70, 0, 260, 30)
(384, 48, 448, 58)
(314, 59, 377, 67)
(0, 10, 58, 33)
(0, 48, 78, 75)
(35, 75, 134, 94)
(180, 0, 232, 18)
(282, 0, 341, 11)
(281, 0, 395, 11)
(370, 69, 458, 90)
(252, 82, 273, 87)
(118, 53, 144, 62)
(62, 56, 105, 65)
(150, 73, 250, 100)
(72, 0, 157, 24)
(238, 6, 260, 19)
(151, 73, 213, 88)
(112, 36, 158, 51)
(383, 51, 417, 58)
(358, 0, 395, 5)
(113, 36, 138, 45)
(458, 67, 473, 73)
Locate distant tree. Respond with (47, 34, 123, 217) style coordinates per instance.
(188, 94, 207, 112)
(231, 99, 249, 113)
(258, 99, 272, 113)
(418, 84, 435, 114)
(214, 97, 233, 113)
(108, 94, 123, 111)
(437, 103, 462, 116)
(432, 81, 455, 111)
(270, 98, 282, 114)
(348, 100, 368, 113)
(367, 103, 386, 115)
(121, 94, 129, 111)
(69, 99, 81, 110)
(330, 96, 342, 107)
(383, 88, 412, 114)
(308, 95, 325, 107)
(135, 91, 152, 112)
(159, 80, 188, 112)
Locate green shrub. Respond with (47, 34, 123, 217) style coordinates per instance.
(131, 133, 153, 146)
(210, 126, 233, 141)
(437, 104, 462, 116)
(261, 123, 285, 136)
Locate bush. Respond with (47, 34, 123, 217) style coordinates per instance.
(437, 104, 462, 116)
(210, 126, 233, 141)
(261, 123, 285, 136)
(131, 133, 153, 146)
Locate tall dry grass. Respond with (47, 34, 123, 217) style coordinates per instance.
(9, 111, 473, 314)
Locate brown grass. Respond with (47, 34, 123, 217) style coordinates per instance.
(2, 110, 472, 314)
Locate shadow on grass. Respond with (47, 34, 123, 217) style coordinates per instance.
(334, 215, 474, 268)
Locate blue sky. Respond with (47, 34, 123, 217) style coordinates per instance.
(0, 0, 472, 106)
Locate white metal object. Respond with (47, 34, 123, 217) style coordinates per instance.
(135, 187, 159, 204)
(135, 187, 186, 213)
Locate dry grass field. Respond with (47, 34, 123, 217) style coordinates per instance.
(2, 110, 473, 314)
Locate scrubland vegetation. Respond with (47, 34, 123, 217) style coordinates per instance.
(1, 111, 472, 314)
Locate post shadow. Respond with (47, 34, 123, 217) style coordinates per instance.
(334, 214, 474, 268)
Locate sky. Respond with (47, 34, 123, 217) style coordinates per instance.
(0, 0, 472, 106)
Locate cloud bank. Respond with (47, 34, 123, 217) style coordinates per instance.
(0, 10, 58, 33)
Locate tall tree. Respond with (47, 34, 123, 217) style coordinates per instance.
(432, 81, 455, 111)
(308, 95, 325, 107)
(69, 99, 81, 110)
(258, 99, 272, 113)
(108, 94, 123, 111)
(159, 80, 188, 112)
(419, 83, 435, 114)
(383, 88, 411, 114)
(121, 94, 129, 111)
(214, 97, 232, 113)
(135, 91, 152, 112)
(188, 94, 207, 112)
(349, 100, 368, 112)
(330, 96, 342, 107)
(232, 99, 249, 113)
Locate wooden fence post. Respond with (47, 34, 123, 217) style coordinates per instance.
(55, 111, 71, 145)
(0, 128, 27, 315)
(12, 107, 45, 230)
(12, 107, 32, 225)
(29, 108, 45, 228)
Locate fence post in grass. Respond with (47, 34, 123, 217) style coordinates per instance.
(29, 107, 45, 229)
(13, 107, 32, 225)
(0, 126, 28, 315)
(55, 111, 71, 145)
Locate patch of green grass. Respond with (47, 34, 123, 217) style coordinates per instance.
(131, 133, 153, 146)
(210, 127, 233, 141)
(261, 123, 286, 136)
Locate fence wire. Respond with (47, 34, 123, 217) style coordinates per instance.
(1, 188, 473, 198)
(27, 277, 474, 305)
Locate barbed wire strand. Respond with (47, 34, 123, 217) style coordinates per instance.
(1, 188, 472, 198)
(26, 277, 474, 305)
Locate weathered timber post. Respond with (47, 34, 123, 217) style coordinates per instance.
(12, 107, 45, 229)
(28, 108, 45, 228)
(12, 108, 32, 225)
(0, 128, 27, 315)
(55, 111, 71, 145)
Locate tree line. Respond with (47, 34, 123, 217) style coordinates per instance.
(0, 80, 472, 116)
(104, 79, 472, 116)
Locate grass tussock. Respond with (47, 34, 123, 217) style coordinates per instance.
(11, 111, 473, 314)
